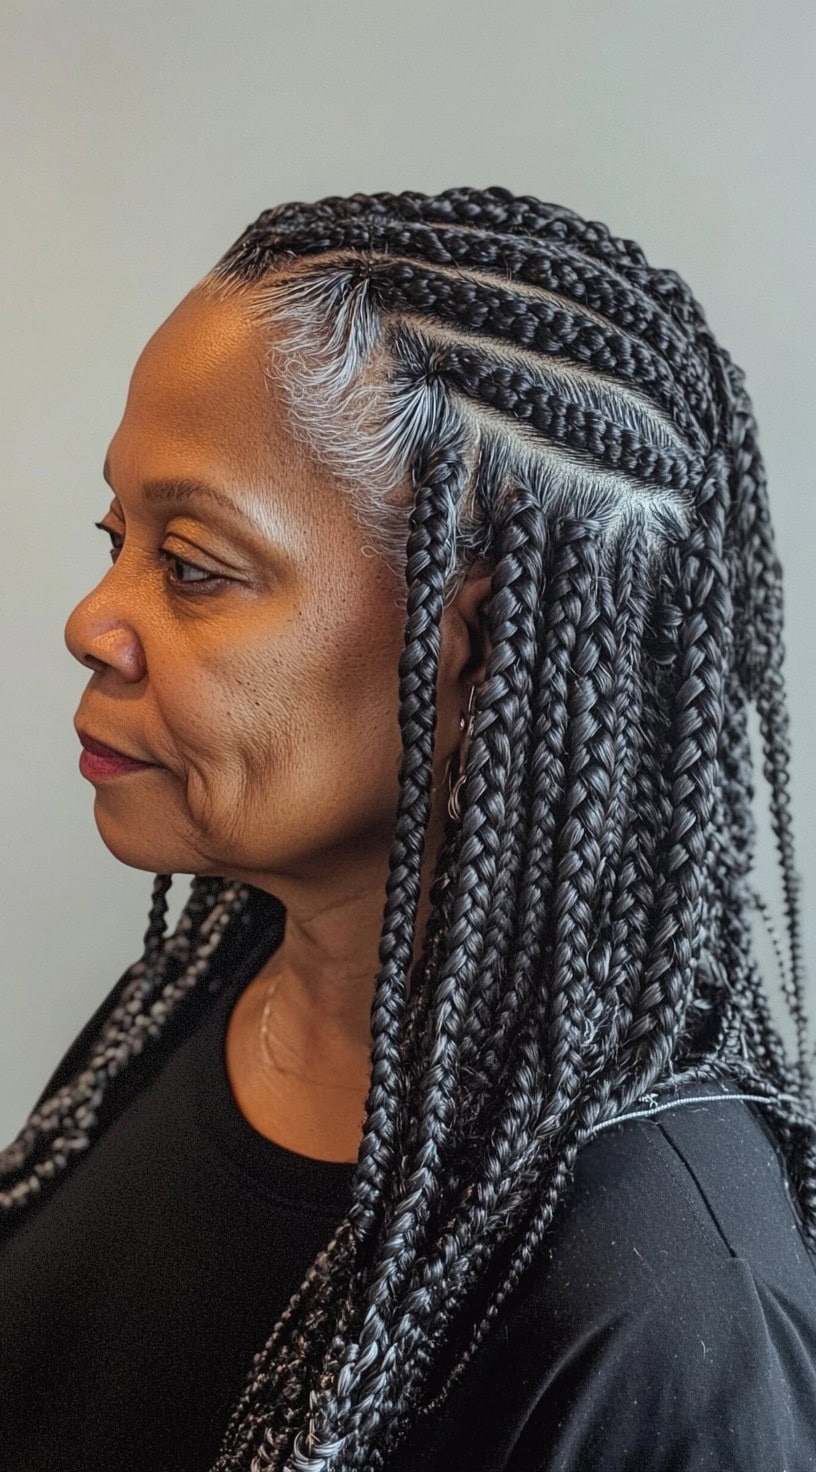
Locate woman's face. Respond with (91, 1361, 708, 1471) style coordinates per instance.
(64, 284, 470, 893)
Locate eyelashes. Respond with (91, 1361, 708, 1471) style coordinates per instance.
(93, 522, 230, 596)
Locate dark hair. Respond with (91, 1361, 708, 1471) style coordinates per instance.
(3, 186, 814, 1470)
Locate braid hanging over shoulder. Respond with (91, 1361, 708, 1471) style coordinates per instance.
(3, 185, 813, 1471)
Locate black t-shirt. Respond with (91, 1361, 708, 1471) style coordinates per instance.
(2, 889, 816, 1471)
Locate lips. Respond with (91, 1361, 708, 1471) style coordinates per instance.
(76, 728, 153, 765)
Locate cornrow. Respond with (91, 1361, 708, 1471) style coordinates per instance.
(4, 186, 813, 1471)
(365, 261, 706, 447)
(207, 209, 717, 432)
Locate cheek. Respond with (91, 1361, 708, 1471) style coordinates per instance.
(173, 682, 295, 854)
(147, 636, 286, 795)
(147, 595, 407, 862)
(178, 664, 291, 776)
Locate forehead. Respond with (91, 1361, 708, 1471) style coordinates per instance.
(124, 286, 274, 446)
(105, 285, 347, 542)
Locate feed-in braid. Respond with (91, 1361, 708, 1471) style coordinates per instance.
(451, 487, 545, 1118)
(610, 455, 732, 1099)
(4, 186, 814, 1471)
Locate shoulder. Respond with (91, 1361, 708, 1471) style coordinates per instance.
(548, 1085, 816, 1289)
(521, 1087, 816, 1360)
(395, 1095, 816, 1472)
(502, 1095, 816, 1470)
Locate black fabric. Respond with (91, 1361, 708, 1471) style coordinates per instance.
(2, 888, 816, 1471)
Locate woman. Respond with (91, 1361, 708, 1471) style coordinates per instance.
(1, 185, 815, 1471)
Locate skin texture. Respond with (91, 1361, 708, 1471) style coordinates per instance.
(64, 284, 493, 1161)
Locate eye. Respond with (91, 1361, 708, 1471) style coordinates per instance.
(94, 522, 124, 562)
(93, 522, 228, 594)
(157, 549, 223, 589)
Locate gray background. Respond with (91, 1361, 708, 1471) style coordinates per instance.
(1, 0, 814, 1146)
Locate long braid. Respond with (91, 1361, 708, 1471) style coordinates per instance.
(350, 432, 473, 1248)
(582, 522, 651, 1077)
(6, 187, 814, 1470)
(443, 484, 545, 1138)
(610, 453, 732, 1097)
(462, 509, 562, 1113)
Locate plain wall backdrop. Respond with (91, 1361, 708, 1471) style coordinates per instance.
(1, 0, 814, 1145)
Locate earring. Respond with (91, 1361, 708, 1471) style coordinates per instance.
(447, 683, 478, 822)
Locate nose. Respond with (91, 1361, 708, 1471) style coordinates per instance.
(64, 586, 147, 682)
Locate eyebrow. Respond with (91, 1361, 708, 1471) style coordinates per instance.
(102, 457, 264, 533)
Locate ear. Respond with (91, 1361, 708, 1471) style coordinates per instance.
(433, 564, 494, 794)
(447, 564, 494, 689)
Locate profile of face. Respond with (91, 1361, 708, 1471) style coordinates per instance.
(64, 285, 490, 913)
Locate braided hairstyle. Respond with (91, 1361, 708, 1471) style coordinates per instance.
(2, 186, 814, 1469)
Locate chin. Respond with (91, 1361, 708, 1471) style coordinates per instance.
(92, 802, 216, 877)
